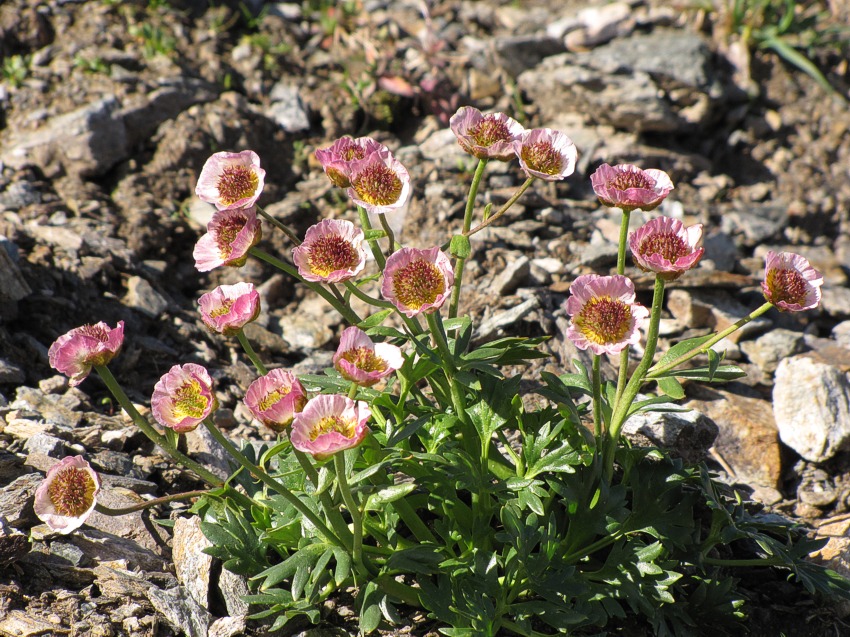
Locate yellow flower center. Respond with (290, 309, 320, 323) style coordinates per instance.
(208, 299, 234, 318)
(469, 116, 512, 147)
(341, 347, 387, 373)
(639, 232, 688, 262)
(352, 163, 403, 206)
(172, 380, 209, 420)
(216, 165, 259, 206)
(521, 141, 562, 175)
(393, 259, 446, 310)
(611, 171, 653, 191)
(575, 296, 633, 344)
(258, 387, 291, 412)
(48, 467, 97, 517)
(310, 415, 356, 441)
(767, 268, 808, 305)
(214, 213, 249, 258)
(307, 235, 360, 277)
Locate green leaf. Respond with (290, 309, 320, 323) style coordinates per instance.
(654, 365, 746, 383)
(450, 233, 471, 259)
(657, 334, 714, 367)
(256, 543, 328, 589)
(358, 308, 393, 329)
(365, 483, 417, 511)
(707, 348, 721, 380)
(363, 228, 387, 241)
(359, 581, 383, 634)
(657, 375, 685, 400)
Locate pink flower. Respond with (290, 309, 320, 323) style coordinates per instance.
(590, 163, 674, 213)
(381, 247, 454, 317)
(449, 106, 525, 161)
(198, 282, 261, 336)
(346, 148, 411, 214)
(48, 321, 125, 386)
(628, 217, 704, 281)
(333, 326, 404, 387)
(565, 274, 649, 356)
(244, 369, 308, 432)
(315, 136, 387, 188)
(761, 251, 823, 312)
(151, 363, 218, 433)
(195, 150, 266, 210)
(193, 207, 262, 272)
(292, 219, 368, 283)
(514, 128, 577, 181)
(33, 456, 101, 534)
(290, 394, 371, 460)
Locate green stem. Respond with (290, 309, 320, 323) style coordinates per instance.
(465, 177, 534, 237)
(605, 277, 667, 480)
(95, 366, 225, 488)
(358, 206, 386, 270)
(449, 158, 488, 319)
(342, 280, 394, 309)
(201, 418, 347, 549)
(377, 212, 398, 255)
(375, 574, 420, 607)
(95, 489, 209, 515)
(256, 206, 301, 245)
(591, 355, 602, 438)
(614, 208, 633, 407)
(250, 247, 362, 325)
(334, 453, 367, 575)
(292, 446, 354, 546)
(562, 530, 625, 564)
(425, 312, 455, 372)
(646, 301, 775, 379)
(496, 429, 523, 475)
(236, 330, 267, 375)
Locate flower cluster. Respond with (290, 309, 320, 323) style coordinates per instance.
(38, 101, 834, 635)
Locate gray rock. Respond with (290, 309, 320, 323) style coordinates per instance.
(740, 328, 807, 376)
(518, 30, 717, 133)
(702, 231, 738, 271)
(833, 321, 850, 349)
(267, 82, 311, 132)
(491, 33, 565, 78)
(123, 276, 170, 318)
(492, 256, 530, 295)
(577, 241, 618, 269)
(0, 473, 41, 528)
(773, 354, 850, 462)
(720, 206, 788, 247)
(49, 541, 90, 567)
(1, 96, 128, 177)
(821, 286, 850, 319)
(120, 78, 218, 147)
(12, 386, 82, 428)
(209, 616, 248, 637)
(475, 297, 539, 342)
(564, 2, 636, 50)
(0, 358, 26, 385)
(622, 403, 718, 464)
(26, 222, 84, 252)
(23, 432, 68, 458)
(173, 516, 213, 610)
(0, 180, 42, 211)
(145, 585, 212, 637)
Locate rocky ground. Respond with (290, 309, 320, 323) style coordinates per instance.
(1, 0, 850, 635)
